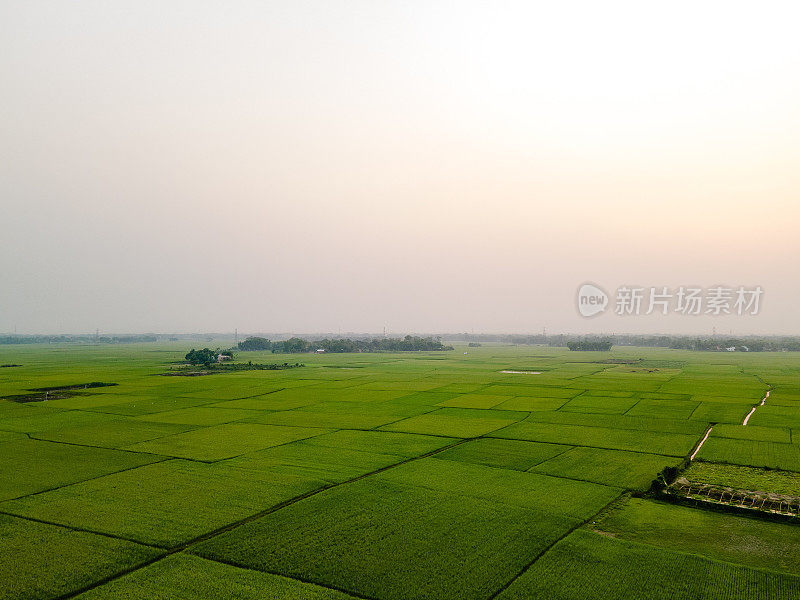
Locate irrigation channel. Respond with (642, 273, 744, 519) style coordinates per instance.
(689, 425, 714, 461)
(742, 389, 771, 426)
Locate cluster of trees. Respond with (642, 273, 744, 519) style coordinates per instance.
(238, 335, 453, 353)
(237, 337, 321, 353)
(446, 333, 551, 345)
(237, 337, 278, 351)
(566, 339, 613, 351)
(184, 348, 233, 365)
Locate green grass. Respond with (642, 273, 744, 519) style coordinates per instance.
(380, 407, 525, 437)
(583, 389, 637, 397)
(374, 458, 620, 521)
(749, 405, 800, 429)
(223, 439, 414, 484)
(437, 393, 510, 409)
(595, 497, 800, 576)
(711, 423, 792, 443)
(0, 430, 25, 443)
(39, 392, 172, 410)
(298, 428, 453, 457)
(530, 447, 680, 490)
(0, 438, 163, 501)
(211, 389, 321, 410)
(245, 400, 429, 429)
(0, 407, 119, 433)
(122, 423, 331, 461)
(686, 461, 800, 495)
(689, 402, 753, 424)
(386, 390, 463, 406)
(560, 395, 640, 415)
(0, 459, 325, 546)
(0, 514, 162, 600)
(696, 437, 800, 471)
(625, 398, 700, 419)
(134, 407, 257, 426)
(767, 390, 800, 406)
(639, 391, 692, 400)
(493, 396, 570, 411)
(470, 384, 561, 396)
(81, 396, 217, 416)
(75, 554, 357, 599)
(490, 420, 698, 456)
(497, 529, 800, 600)
(488, 385, 582, 399)
(436, 438, 572, 471)
(192, 474, 584, 600)
(31, 418, 195, 448)
(521, 409, 708, 435)
(426, 383, 486, 394)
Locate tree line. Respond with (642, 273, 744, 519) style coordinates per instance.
(566, 339, 613, 351)
(237, 335, 453, 353)
(444, 333, 800, 352)
(602, 335, 800, 352)
(0, 334, 158, 345)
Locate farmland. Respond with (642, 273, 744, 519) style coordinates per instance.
(2, 342, 800, 599)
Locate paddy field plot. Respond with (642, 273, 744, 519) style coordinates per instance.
(748, 404, 800, 429)
(696, 437, 800, 471)
(0, 514, 162, 600)
(0, 438, 164, 501)
(379, 407, 525, 437)
(490, 419, 698, 456)
(528, 446, 682, 490)
(710, 423, 792, 444)
(1, 342, 799, 599)
(497, 529, 800, 600)
(74, 553, 357, 600)
(436, 437, 572, 471)
(594, 497, 800, 575)
(122, 422, 330, 461)
(192, 459, 617, 600)
(30, 417, 196, 448)
(688, 401, 753, 424)
(684, 461, 800, 495)
(0, 459, 327, 547)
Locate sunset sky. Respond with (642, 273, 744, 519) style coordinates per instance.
(2, 1, 799, 334)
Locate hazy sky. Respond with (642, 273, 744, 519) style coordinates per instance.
(2, 1, 799, 335)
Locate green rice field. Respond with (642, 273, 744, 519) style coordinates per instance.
(2, 342, 800, 599)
